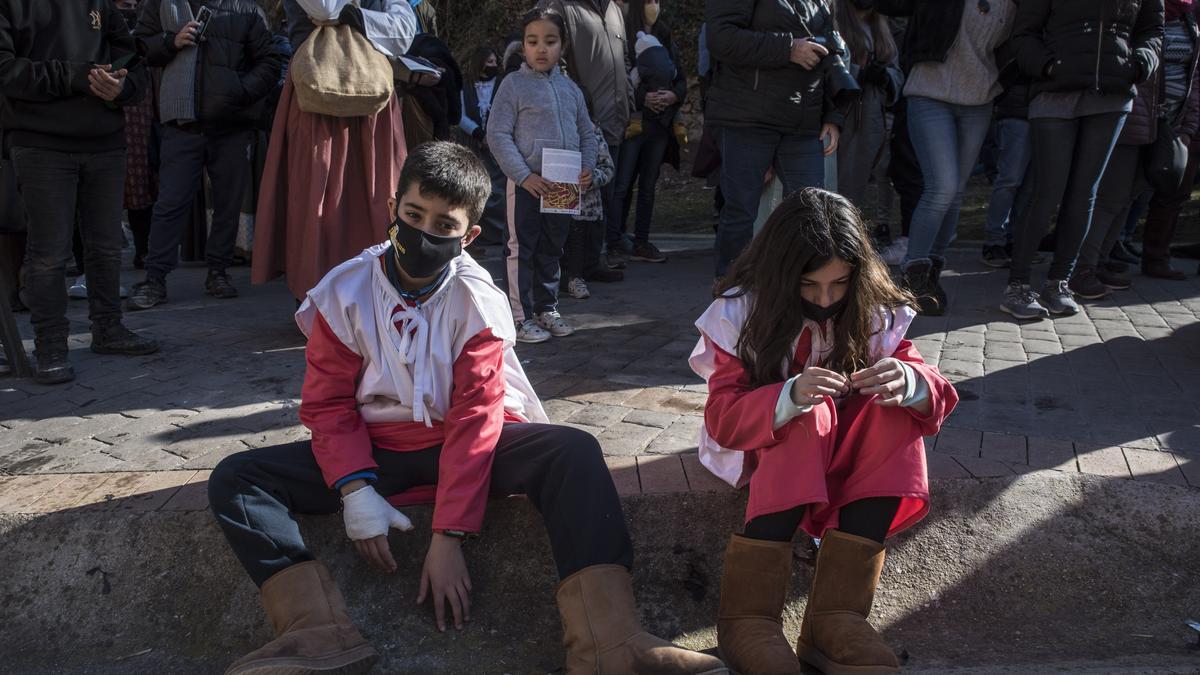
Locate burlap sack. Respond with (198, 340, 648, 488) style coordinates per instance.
(291, 24, 394, 118)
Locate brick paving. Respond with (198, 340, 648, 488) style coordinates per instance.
(1, 244, 1198, 512)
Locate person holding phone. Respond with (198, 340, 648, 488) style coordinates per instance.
(127, 0, 283, 311)
(0, 0, 159, 384)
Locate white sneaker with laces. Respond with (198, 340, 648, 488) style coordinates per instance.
(566, 277, 590, 299)
(68, 275, 87, 299)
(536, 310, 575, 337)
(516, 319, 552, 344)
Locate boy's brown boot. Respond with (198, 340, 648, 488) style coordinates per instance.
(556, 564, 729, 674)
(795, 529, 899, 675)
(225, 561, 378, 675)
(716, 534, 803, 675)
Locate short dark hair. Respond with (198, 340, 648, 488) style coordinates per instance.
(521, 7, 569, 46)
(396, 142, 491, 225)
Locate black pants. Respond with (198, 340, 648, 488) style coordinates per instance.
(610, 126, 670, 246)
(144, 125, 250, 280)
(128, 207, 153, 261)
(209, 423, 634, 587)
(744, 497, 900, 545)
(1078, 143, 1146, 269)
(888, 97, 924, 238)
(562, 219, 594, 280)
(584, 143, 621, 274)
(1009, 113, 1125, 284)
(11, 146, 126, 340)
(506, 187, 571, 321)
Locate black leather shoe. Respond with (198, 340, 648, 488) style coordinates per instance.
(33, 339, 74, 385)
(91, 321, 159, 356)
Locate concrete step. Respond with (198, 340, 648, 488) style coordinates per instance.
(2, 472, 1198, 674)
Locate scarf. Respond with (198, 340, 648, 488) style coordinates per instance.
(158, 0, 198, 124)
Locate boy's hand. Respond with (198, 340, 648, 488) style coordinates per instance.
(417, 533, 472, 632)
(579, 169, 593, 190)
(789, 366, 850, 407)
(851, 357, 908, 406)
(88, 66, 127, 102)
(341, 484, 413, 573)
(174, 20, 201, 49)
(522, 173, 552, 198)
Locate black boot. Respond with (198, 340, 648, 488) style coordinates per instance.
(929, 257, 949, 311)
(33, 334, 74, 385)
(91, 320, 159, 356)
(903, 260, 944, 316)
(204, 269, 239, 299)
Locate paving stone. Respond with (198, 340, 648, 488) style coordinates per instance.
(680, 453, 731, 492)
(1121, 448, 1187, 487)
(621, 409, 680, 430)
(75, 472, 155, 511)
(542, 398, 586, 424)
(24, 473, 113, 513)
(934, 428, 982, 457)
(565, 403, 632, 430)
(954, 456, 1017, 478)
(981, 432, 1026, 464)
(1027, 437, 1078, 472)
(637, 455, 689, 494)
(110, 470, 198, 512)
(0, 474, 70, 511)
(623, 387, 707, 414)
(604, 457, 640, 496)
(160, 471, 212, 511)
(926, 451, 970, 479)
(561, 380, 642, 406)
(1075, 446, 1132, 478)
(596, 423, 661, 457)
(1177, 455, 1200, 487)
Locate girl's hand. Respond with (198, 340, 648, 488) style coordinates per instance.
(579, 169, 593, 190)
(851, 357, 908, 406)
(417, 534, 472, 632)
(522, 173, 552, 197)
(789, 366, 850, 407)
(820, 123, 840, 156)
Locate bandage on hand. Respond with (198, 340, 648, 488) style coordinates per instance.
(341, 484, 414, 540)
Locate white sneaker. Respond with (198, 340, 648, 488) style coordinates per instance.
(516, 319, 552, 344)
(536, 310, 575, 337)
(68, 275, 87, 299)
(881, 236, 908, 265)
(566, 277, 590, 299)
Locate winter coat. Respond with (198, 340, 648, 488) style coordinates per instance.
(705, 0, 859, 135)
(1119, 14, 1200, 143)
(1011, 0, 1165, 97)
(875, 0, 968, 70)
(136, 0, 282, 129)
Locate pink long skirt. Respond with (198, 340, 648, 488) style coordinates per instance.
(252, 76, 407, 300)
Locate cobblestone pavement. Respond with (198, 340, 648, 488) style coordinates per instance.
(2, 244, 1198, 512)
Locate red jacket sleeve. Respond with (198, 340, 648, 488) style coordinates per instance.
(703, 339, 792, 452)
(433, 329, 507, 533)
(299, 312, 377, 488)
(892, 339, 959, 436)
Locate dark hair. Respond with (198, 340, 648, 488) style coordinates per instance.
(521, 7, 569, 46)
(715, 188, 914, 387)
(833, 0, 897, 66)
(464, 45, 498, 82)
(623, 0, 673, 64)
(396, 141, 491, 225)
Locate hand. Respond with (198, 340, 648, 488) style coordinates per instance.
(341, 483, 413, 573)
(850, 357, 908, 406)
(310, 16, 340, 27)
(579, 169, 593, 190)
(820, 123, 840, 156)
(789, 366, 850, 407)
(644, 91, 664, 113)
(417, 533, 472, 632)
(174, 20, 200, 49)
(88, 66, 128, 102)
(521, 173, 553, 198)
(790, 38, 829, 70)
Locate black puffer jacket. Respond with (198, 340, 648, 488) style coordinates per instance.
(135, 0, 282, 128)
(875, 0, 967, 70)
(1012, 0, 1164, 97)
(705, 0, 859, 135)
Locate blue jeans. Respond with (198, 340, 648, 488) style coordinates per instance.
(983, 117, 1032, 247)
(715, 126, 824, 277)
(904, 97, 994, 264)
(610, 125, 670, 246)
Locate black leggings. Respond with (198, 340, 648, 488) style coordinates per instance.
(743, 497, 901, 545)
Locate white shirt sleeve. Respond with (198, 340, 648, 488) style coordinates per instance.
(773, 374, 813, 430)
(898, 362, 930, 409)
(458, 90, 479, 134)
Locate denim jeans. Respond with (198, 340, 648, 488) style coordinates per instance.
(1078, 143, 1145, 269)
(144, 125, 251, 280)
(610, 125, 670, 246)
(983, 117, 1033, 247)
(11, 146, 126, 341)
(1009, 113, 1126, 284)
(715, 126, 825, 277)
(903, 97, 994, 264)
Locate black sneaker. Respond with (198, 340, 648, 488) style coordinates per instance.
(127, 277, 167, 311)
(630, 241, 667, 263)
(91, 321, 160, 356)
(1067, 266, 1110, 300)
(33, 337, 74, 385)
(205, 270, 239, 299)
(903, 260, 944, 316)
(1096, 267, 1132, 290)
(981, 244, 1010, 268)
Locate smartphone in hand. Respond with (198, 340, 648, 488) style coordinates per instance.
(194, 6, 213, 40)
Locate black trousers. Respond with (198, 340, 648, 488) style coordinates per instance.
(209, 423, 634, 587)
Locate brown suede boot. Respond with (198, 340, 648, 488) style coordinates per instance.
(716, 534, 803, 675)
(225, 561, 379, 675)
(556, 564, 729, 675)
(795, 529, 899, 675)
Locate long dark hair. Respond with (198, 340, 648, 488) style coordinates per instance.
(623, 0, 672, 63)
(463, 45, 497, 83)
(832, 0, 897, 67)
(715, 189, 914, 388)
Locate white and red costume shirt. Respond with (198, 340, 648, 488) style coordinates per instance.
(295, 243, 548, 533)
(689, 291, 955, 488)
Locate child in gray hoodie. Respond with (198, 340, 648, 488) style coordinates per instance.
(487, 7, 598, 344)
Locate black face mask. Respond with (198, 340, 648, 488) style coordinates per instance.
(121, 8, 139, 32)
(387, 215, 463, 280)
(801, 297, 848, 323)
(481, 65, 499, 80)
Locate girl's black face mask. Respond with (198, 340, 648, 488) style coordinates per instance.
(801, 297, 848, 323)
(387, 214, 463, 280)
(481, 65, 499, 80)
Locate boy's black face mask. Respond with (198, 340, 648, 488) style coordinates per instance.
(387, 214, 463, 279)
(801, 297, 848, 323)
